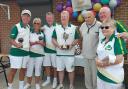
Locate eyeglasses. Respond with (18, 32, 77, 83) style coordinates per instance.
(34, 23, 40, 25)
(100, 26, 109, 30)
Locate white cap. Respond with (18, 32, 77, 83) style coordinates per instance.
(21, 9, 31, 17)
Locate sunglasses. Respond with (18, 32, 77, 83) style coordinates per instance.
(100, 26, 109, 30)
(34, 23, 40, 25)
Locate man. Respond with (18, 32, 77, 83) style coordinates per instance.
(42, 12, 58, 88)
(79, 11, 101, 89)
(52, 11, 80, 89)
(7, 9, 31, 89)
(99, 6, 128, 40)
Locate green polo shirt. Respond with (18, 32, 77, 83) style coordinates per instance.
(9, 21, 29, 56)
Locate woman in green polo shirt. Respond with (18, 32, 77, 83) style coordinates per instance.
(96, 20, 127, 89)
(24, 18, 45, 89)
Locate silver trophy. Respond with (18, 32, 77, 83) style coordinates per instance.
(18, 38, 24, 48)
(62, 32, 69, 49)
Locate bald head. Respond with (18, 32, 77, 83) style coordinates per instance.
(99, 7, 111, 22)
(82, 11, 95, 25)
(61, 11, 70, 26)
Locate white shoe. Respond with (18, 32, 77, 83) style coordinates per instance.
(23, 83, 31, 89)
(42, 80, 50, 87)
(52, 80, 57, 88)
(56, 84, 64, 89)
(36, 84, 40, 89)
(69, 85, 74, 89)
(8, 86, 13, 89)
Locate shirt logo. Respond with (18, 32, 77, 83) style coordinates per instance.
(105, 45, 112, 50)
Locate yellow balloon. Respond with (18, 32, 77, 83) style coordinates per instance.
(77, 14, 84, 23)
(93, 3, 102, 12)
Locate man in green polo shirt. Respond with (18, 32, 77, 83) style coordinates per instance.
(52, 11, 80, 89)
(7, 9, 31, 89)
(99, 6, 128, 41)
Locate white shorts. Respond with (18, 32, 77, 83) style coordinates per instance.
(43, 53, 56, 67)
(56, 56, 75, 72)
(9, 55, 30, 69)
(97, 77, 123, 89)
(26, 57, 44, 77)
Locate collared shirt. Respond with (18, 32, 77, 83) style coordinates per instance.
(80, 19, 101, 59)
(9, 21, 30, 56)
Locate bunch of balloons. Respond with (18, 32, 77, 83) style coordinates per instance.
(56, 0, 121, 23)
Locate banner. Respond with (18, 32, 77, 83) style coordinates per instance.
(71, 0, 92, 11)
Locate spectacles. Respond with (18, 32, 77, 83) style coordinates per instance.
(34, 23, 40, 25)
(100, 26, 109, 30)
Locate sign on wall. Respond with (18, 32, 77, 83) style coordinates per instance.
(71, 0, 92, 11)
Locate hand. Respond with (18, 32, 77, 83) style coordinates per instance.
(117, 32, 128, 39)
(96, 59, 105, 68)
(36, 41, 45, 46)
(16, 43, 23, 48)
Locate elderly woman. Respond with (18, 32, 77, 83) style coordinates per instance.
(96, 20, 127, 89)
(24, 18, 45, 89)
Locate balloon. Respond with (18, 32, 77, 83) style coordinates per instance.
(56, 3, 63, 12)
(72, 12, 78, 19)
(109, 0, 117, 9)
(66, 7, 73, 15)
(66, 1, 72, 7)
(91, 0, 100, 3)
(93, 3, 102, 12)
(101, 0, 110, 5)
(77, 14, 84, 23)
(117, 0, 121, 6)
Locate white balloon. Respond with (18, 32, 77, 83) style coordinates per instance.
(109, 0, 117, 9)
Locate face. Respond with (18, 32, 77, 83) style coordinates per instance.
(99, 10, 111, 22)
(84, 13, 95, 25)
(33, 21, 41, 31)
(100, 25, 114, 37)
(46, 15, 54, 26)
(61, 12, 69, 26)
(21, 14, 31, 25)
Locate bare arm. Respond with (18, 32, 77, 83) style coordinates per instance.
(52, 38, 61, 49)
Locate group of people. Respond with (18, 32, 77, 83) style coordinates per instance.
(7, 6, 128, 89)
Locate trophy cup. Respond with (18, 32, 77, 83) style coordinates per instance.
(62, 32, 69, 50)
(38, 36, 43, 41)
(18, 38, 24, 48)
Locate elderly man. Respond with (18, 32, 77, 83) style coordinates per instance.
(99, 6, 128, 40)
(42, 12, 58, 89)
(52, 10, 80, 89)
(79, 11, 101, 89)
(7, 9, 31, 89)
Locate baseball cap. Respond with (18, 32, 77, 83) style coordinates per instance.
(21, 9, 31, 17)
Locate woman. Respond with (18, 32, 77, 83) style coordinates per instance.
(96, 20, 127, 89)
(24, 18, 45, 89)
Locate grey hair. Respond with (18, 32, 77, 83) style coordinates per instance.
(46, 12, 54, 16)
(102, 20, 116, 29)
(33, 17, 41, 24)
(81, 10, 94, 18)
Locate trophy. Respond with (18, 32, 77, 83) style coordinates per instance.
(18, 38, 24, 48)
(61, 32, 69, 50)
(38, 36, 43, 41)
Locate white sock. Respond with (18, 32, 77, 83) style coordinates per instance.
(8, 83, 13, 88)
(53, 77, 57, 82)
(19, 81, 24, 88)
(36, 84, 40, 89)
(47, 76, 50, 81)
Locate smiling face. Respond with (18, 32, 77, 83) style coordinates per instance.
(84, 11, 95, 25)
(46, 13, 54, 26)
(61, 11, 69, 26)
(33, 18, 41, 31)
(101, 21, 115, 37)
(99, 7, 111, 22)
(21, 14, 31, 26)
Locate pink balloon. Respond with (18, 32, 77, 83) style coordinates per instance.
(66, 7, 73, 15)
